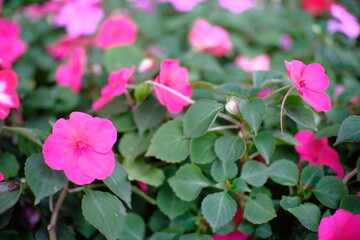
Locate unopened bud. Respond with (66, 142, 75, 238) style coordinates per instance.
(135, 81, 151, 103)
(225, 97, 239, 115)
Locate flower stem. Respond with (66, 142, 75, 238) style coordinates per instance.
(280, 85, 296, 134)
(208, 125, 240, 132)
(218, 113, 242, 126)
(343, 168, 357, 184)
(263, 83, 293, 100)
(131, 186, 157, 205)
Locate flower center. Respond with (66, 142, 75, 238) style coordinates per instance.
(76, 141, 86, 149)
(299, 80, 306, 89)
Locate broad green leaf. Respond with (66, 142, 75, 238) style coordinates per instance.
(232, 178, 251, 193)
(2, 126, 43, 146)
(124, 158, 165, 187)
(82, 189, 126, 240)
(104, 162, 132, 208)
(249, 187, 272, 198)
(237, 220, 254, 235)
(168, 164, 211, 201)
(252, 71, 283, 88)
(184, 100, 223, 138)
(340, 195, 360, 214)
(272, 130, 299, 145)
(305, 234, 318, 240)
(190, 133, 218, 164)
(255, 223, 272, 238)
(284, 95, 316, 130)
(288, 203, 321, 232)
(201, 191, 237, 231)
(104, 45, 145, 72)
(119, 131, 153, 162)
(301, 165, 324, 188)
(280, 196, 301, 210)
(314, 176, 348, 209)
(240, 160, 268, 187)
(149, 232, 177, 240)
(254, 131, 276, 165)
(211, 160, 238, 183)
(170, 213, 196, 231)
(179, 233, 212, 240)
(214, 136, 246, 162)
(157, 186, 191, 219)
(112, 113, 136, 133)
(25, 154, 67, 204)
(119, 213, 145, 240)
(215, 221, 236, 235)
(315, 125, 340, 139)
(0, 153, 19, 179)
(326, 107, 349, 124)
(239, 98, 266, 135)
(335, 116, 360, 145)
(0, 181, 21, 214)
(149, 210, 169, 232)
(269, 159, 299, 186)
(244, 194, 276, 224)
(146, 120, 190, 163)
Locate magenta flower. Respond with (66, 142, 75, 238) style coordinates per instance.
(256, 87, 272, 98)
(0, 69, 20, 120)
(0, 18, 27, 68)
(160, 0, 205, 12)
(284, 60, 331, 112)
(92, 66, 135, 111)
(21, 1, 62, 22)
(189, 19, 233, 57)
(95, 15, 137, 50)
(55, 0, 104, 37)
(218, 0, 254, 14)
(43, 112, 117, 185)
(0, 172, 4, 181)
(154, 59, 192, 114)
(235, 54, 270, 73)
(327, 4, 360, 39)
(55, 47, 86, 93)
(294, 130, 343, 178)
(318, 209, 360, 240)
(47, 35, 93, 60)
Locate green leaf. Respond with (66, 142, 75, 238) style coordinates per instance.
(0, 153, 19, 179)
(119, 213, 145, 240)
(237, 220, 254, 235)
(254, 131, 276, 165)
(190, 133, 218, 164)
(124, 158, 165, 187)
(335, 116, 360, 145)
(157, 186, 191, 219)
(211, 160, 238, 183)
(119, 131, 153, 162)
(232, 178, 251, 193)
(255, 223, 272, 238)
(340, 195, 360, 214)
(179, 233, 212, 240)
(104, 45, 145, 72)
(315, 125, 340, 139)
(239, 98, 266, 135)
(284, 95, 316, 130)
(201, 192, 237, 231)
(240, 160, 268, 187)
(146, 120, 190, 163)
(305, 233, 318, 240)
(25, 154, 67, 205)
(252, 71, 283, 88)
(272, 130, 299, 145)
(168, 164, 211, 201)
(280, 196, 301, 211)
(82, 189, 126, 240)
(314, 176, 348, 209)
(244, 194, 276, 224)
(112, 113, 136, 133)
(2, 126, 43, 146)
(214, 136, 246, 162)
(0, 181, 21, 214)
(103, 162, 132, 208)
(288, 203, 321, 232)
(184, 100, 223, 138)
(269, 159, 299, 186)
(149, 232, 177, 240)
(301, 165, 324, 189)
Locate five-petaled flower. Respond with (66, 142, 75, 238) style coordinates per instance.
(43, 112, 117, 185)
(0, 69, 20, 119)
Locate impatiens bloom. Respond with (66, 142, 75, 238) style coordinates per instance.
(218, 0, 254, 14)
(95, 15, 137, 49)
(0, 18, 27, 68)
(154, 59, 192, 114)
(301, 0, 334, 16)
(126, 0, 156, 12)
(284, 60, 331, 112)
(235, 54, 270, 73)
(0, 69, 20, 119)
(161, 0, 205, 12)
(189, 19, 233, 57)
(21, 1, 62, 22)
(55, 47, 86, 93)
(47, 35, 93, 60)
(0, 172, 4, 181)
(55, 0, 104, 37)
(294, 130, 343, 178)
(92, 66, 135, 111)
(256, 87, 272, 98)
(318, 209, 360, 240)
(212, 208, 249, 240)
(327, 4, 360, 39)
(43, 112, 117, 185)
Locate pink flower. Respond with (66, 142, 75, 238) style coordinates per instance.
(318, 209, 360, 240)
(47, 35, 93, 60)
(327, 4, 360, 39)
(235, 54, 270, 73)
(154, 59, 192, 114)
(95, 15, 137, 49)
(160, 0, 205, 12)
(280, 34, 293, 52)
(0, 0, 3, 14)
(294, 130, 343, 178)
(0, 18, 27, 68)
(334, 84, 344, 99)
(24, 206, 40, 231)
(212, 208, 249, 240)
(55, 0, 104, 37)
(137, 181, 149, 193)
(92, 66, 135, 111)
(43, 112, 117, 185)
(256, 88, 272, 98)
(189, 19, 233, 57)
(0, 69, 20, 120)
(218, 0, 254, 14)
(21, 2, 62, 22)
(126, 0, 156, 12)
(0, 172, 4, 181)
(284, 60, 331, 112)
(55, 47, 86, 93)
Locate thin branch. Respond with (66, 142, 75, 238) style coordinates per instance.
(263, 83, 293, 100)
(343, 168, 357, 184)
(131, 186, 157, 205)
(280, 85, 296, 134)
(218, 113, 241, 126)
(124, 90, 136, 112)
(208, 125, 240, 132)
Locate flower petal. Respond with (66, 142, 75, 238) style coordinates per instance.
(63, 156, 95, 185)
(300, 89, 331, 112)
(284, 60, 306, 86)
(294, 130, 327, 160)
(43, 133, 74, 170)
(317, 146, 343, 178)
(302, 63, 329, 92)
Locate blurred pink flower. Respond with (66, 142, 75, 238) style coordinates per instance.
(21, 1, 62, 22)
(127, 0, 156, 12)
(138, 58, 157, 73)
(55, 47, 86, 93)
(212, 208, 249, 240)
(43, 112, 117, 185)
(92, 66, 135, 111)
(55, 0, 104, 37)
(160, 0, 205, 12)
(327, 4, 360, 39)
(95, 15, 137, 49)
(318, 209, 360, 240)
(0, 172, 4, 181)
(334, 84, 344, 99)
(218, 0, 254, 14)
(0, 18, 27, 68)
(284, 60, 331, 112)
(24, 206, 40, 231)
(137, 181, 149, 193)
(0, 0, 3, 14)
(294, 130, 343, 178)
(280, 34, 293, 52)
(256, 88, 272, 98)
(0, 69, 20, 120)
(154, 59, 192, 114)
(235, 54, 270, 73)
(357, 192, 360, 196)
(47, 35, 93, 60)
(189, 19, 233, 57)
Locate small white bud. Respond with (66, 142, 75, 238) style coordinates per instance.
(225, 97, 239, 115)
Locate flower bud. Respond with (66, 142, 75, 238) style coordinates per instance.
(135, 81, 151, 103)
(225, 97, 239, 115)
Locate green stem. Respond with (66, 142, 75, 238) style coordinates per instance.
(208, 125, 240, 132)
(343, 168, 357, 184)
(263, 83, 293, 100)
(280, 85, 296, 134)
(131, 186, 157, 205)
